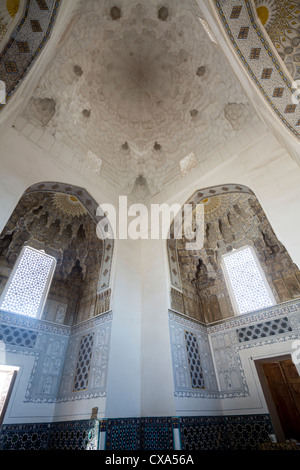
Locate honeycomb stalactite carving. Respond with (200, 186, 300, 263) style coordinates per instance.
(175, 191, 300, 324)
(0, 192, 104, 326)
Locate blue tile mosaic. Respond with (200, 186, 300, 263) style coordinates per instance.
(179, 414, 274, 451)
(226, 414, 274, 450)
(179, 416, 229, 451)
(0, 323, 37, 348)
(237, 317, 292, 342)
(105, 418, 141, 450)
(0, 423, 51, 450)
(141, 418, 174, 450)
(48, 419, 100, 450)
(0, 414, 275, 450)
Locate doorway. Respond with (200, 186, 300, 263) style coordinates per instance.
(256, 356, 300, 441)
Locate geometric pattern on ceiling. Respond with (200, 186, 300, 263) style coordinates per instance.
(213, 0, 299, 140)
(0, 0, 61, 111)
(21, 0, 260, 199)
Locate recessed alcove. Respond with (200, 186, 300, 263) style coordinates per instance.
(168, 185, 300, 323)
(0, 185, 113, 326)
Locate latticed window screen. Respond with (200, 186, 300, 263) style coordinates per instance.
(185, 331, 205, 389)
(222, 246, 275, 315)
(0, 246, 56, 319)
(73, 333, 94, 392)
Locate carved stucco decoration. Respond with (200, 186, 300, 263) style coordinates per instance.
(21, 0, 258, 197)
(0, 191, 108, 325)
(168, 184, 300, 323)
(0, 191, 101, 279)
(52, 193, 88, 218)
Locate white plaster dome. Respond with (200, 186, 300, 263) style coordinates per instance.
(25, 0, 258, 197)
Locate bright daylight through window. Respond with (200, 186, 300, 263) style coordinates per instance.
(222, 245, 275, 315)
(0, 246, 56, 319)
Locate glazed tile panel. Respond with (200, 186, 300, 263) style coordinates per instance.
(236, 316, 292, 342)
(179, 414, 274, 450)
(0, 422, 51, 450)
(141, 418, 175, 451)
(0, 309, 112, 404)
(105, 418, 141, 450)
(0, 415, 274, 450)
(48, 419, 100, 450)
(0, 323, 37, 348)
(209, 299, 300, 397)
(105, 417, 175, 451)
(72, 333, 94, 392)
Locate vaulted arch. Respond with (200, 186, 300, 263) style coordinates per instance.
(168, 184, 300, 323)
(0, 181, 114, 324)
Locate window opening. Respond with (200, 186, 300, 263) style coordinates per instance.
(0, 246, 56, 319)
(222, 245, 275, 315)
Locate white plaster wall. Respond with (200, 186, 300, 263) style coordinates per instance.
(140, 237, 176, 417)
(104, 237, 142, 419)
(174, 396, 223, 417)
(0, 124, 118, 232)
(53, 398, 107, 422)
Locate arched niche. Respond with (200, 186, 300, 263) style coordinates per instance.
(0, 181, 114, 325)
(167, 183, 300, 324)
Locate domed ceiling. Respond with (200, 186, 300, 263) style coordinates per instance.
(22, 0, 259, 198)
